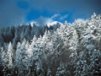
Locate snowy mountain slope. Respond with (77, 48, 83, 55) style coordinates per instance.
(0, 14, 101, 76)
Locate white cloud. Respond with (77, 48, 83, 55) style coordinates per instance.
(30, 14, 68, 26)
(60, 14, 68, 20)
(51, 14, 60, 19)
(47, 21, 60, 27)
(34, 16, 53, 26)
(30, 14, 67, 27)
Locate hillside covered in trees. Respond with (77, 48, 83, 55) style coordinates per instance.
(0, 14, 101, 76)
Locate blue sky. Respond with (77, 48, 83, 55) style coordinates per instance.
(0, 0, 101, 26)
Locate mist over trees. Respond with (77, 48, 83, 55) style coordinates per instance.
(0, 14, 101, 76)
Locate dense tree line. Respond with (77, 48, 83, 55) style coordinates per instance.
(0, 14, 101, 76)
